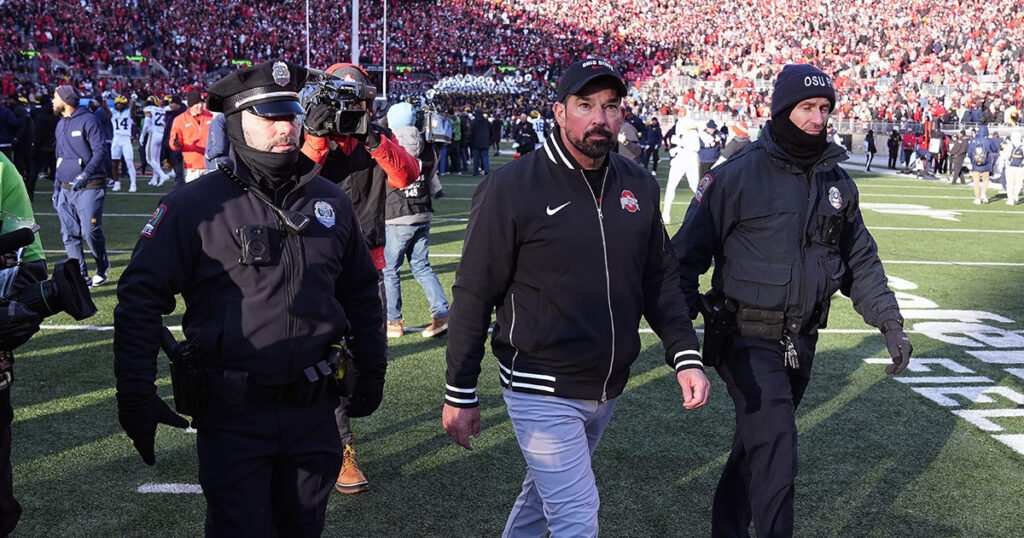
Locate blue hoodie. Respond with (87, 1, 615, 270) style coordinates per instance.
(55, 107, 109, 187)
(967, 125, 999, 172)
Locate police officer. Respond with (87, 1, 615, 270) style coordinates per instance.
(51, 85, 111, 287)
(113, 60, 387, 537)
(672, 64, 913, 538)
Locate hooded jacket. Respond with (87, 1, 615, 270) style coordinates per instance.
(967, 125, 1000, 172)
(444, 125, 701, 408)
(672, 122, 900, 334)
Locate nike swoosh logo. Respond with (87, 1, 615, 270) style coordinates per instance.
(546, 201, 571, 216)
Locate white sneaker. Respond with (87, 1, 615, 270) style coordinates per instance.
(973, 198, 982, 205)
(111, 181, 121, 192)
(90, 272, 108, 287)
(1008, 199, 1016, 206)
(981, 196, 989, 204)
(128, 183, 137, 193)
(157, 177, 169, 186)
(148, 178, 157, 186)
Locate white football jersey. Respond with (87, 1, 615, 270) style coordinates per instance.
(144, 105, 167, 135)
(111, 108, 134, 137)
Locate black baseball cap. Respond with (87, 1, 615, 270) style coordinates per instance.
(207, 60, 307, 117)
(555, 58, 627, 103)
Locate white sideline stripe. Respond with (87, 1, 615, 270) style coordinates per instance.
(871, 226, 1024, 234)
(882, 260, 1024, 267)
(427, 253, 1021, 266)
(44, 249, 133, 254)
(37, 212, 156, 217)
(861, 193, 1005, 200)
(40, 324, 1022, 336)
(137, 483, 203, 494)
(855, 183, 980, 191)
(39, 325, 183, 331)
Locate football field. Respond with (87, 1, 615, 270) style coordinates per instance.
(11, 149, 1024, 536)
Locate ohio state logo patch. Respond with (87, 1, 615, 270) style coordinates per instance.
(694, 174, 714, 202)
(140, 204, 167, 237)
(620, 190, 639, 213)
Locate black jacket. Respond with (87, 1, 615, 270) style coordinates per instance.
(672, 121, 900, 334)
(385, 133, 437, 221)
(113, 154, 386, 401)
(466, 116, 491, 150)
(444, 126, 701, 408)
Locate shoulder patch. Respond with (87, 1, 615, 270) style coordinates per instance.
(140, 204, 168, 237)
(694, 174, 714, 202)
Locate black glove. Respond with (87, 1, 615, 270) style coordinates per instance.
(117, 394, 189, 465)
(303, 104, 336, 137)
(352, 120, 382, 151)
(0, 300, 41, 351)
(345, 378, 384, 418)
(880, 318, 912, 375)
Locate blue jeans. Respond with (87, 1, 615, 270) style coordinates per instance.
(439, 144, 449, 174)
(502, 390, 617, 538)
(472, 148, 490, 175)
(55, 187, 109, 278)
(383, 222, 449, 322)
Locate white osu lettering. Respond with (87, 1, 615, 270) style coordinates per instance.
(804, 75, 832, 88)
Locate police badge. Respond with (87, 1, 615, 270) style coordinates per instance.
(828, 186, 843, 209)
(272, 61, 290, 87)
(314, 201, 336, 228)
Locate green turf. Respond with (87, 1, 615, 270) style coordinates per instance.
(9, 147, 1024, 536)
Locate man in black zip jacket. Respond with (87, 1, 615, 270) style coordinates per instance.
(672, 64, 913, 538)
(113, 60, 387, 537)
(442, 59, 709, 538)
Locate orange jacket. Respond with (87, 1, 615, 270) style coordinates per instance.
(301, 131, 419, 189)
(169, 109, 215, 169)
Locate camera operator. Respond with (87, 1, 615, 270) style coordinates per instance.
(300, 62, 419, 495)
(0, 152, 48, 537)
(113, 60, 387, 536)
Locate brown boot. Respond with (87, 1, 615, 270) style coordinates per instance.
(336, 441, 369, 493)
(422, 316, 449, 338)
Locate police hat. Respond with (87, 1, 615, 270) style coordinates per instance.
(207, 60, 307, 117)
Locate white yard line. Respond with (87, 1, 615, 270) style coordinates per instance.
(870, 226, 1024, 233)
(137, 483, 203, 495)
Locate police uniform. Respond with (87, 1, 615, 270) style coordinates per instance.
(113, 60, 386, 537)
(672, 64, 910, 538)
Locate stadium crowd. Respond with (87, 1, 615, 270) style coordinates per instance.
(1, 0, 1022, 127)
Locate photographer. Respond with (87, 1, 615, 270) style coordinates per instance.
(0, 152, 48, 537)
(114, 60, 387, 536)
(300, 62, 419, 495)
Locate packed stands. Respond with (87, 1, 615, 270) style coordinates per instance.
(1, 0, 1022, 123)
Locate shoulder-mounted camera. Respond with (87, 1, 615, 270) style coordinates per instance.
(300, 70, 377, 137)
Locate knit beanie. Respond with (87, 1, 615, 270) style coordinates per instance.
(770, 64, 836, 118)
(386, 102, 416, 129)
(55, 85, 80, 107)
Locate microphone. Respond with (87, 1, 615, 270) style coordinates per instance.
(0, 228, 36, 256)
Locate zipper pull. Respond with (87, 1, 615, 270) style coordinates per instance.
(597, 207, 604, 220)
